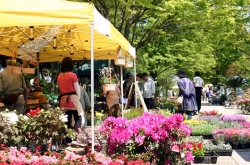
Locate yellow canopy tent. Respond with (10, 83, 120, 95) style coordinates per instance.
(0, 0, 136, 151)
(0, 0, 135, 62)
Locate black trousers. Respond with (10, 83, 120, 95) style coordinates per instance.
(195, 87, 202, 111)
(144, 98, 154, 110)
(65, 110, 82, 143)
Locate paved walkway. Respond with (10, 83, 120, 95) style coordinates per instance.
(193, 102, 250, 165)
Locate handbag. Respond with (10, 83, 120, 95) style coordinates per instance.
(175, 82, 189, 106)
(175, 96, 183, 106)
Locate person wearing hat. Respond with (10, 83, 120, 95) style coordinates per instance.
(176, 69, 197, 119)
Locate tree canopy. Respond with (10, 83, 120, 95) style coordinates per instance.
(70, 0, 250, 85)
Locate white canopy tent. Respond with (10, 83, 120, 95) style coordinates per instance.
(0, 0, 136, 151)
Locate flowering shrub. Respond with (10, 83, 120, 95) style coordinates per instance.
(77, 127, 104, 146)
(0, 108, 76, 147)
(0, 110, 20, 146)
(17, 108, 76, 146)
(220, 115, 247, 122)
(100, 113, 193, 164)
(0, 145, 126, 165)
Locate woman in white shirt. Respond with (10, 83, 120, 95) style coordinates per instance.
(193, 71, 204, 113)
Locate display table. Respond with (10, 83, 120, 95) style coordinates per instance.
(0, 103, 48, 114)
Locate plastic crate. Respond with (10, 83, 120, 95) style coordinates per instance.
(215, 150, 232, 156)
(194, 152, 219, 164)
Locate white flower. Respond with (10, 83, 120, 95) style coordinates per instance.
(23, 115, 29, 120)
(59, 114, 68, 122)
(2, 112, 18, 124)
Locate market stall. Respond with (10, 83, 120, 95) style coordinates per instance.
(0, 0, 136, 151)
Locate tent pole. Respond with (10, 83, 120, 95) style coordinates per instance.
(37, 52, 40, 82)
(120, 66, 124, 118)
(134, 59, 137, 107)
(90, 24, 95, 152)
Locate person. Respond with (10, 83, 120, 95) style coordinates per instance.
(57, 57, 84, 145)
(176, 69, 197, 120)
(136, 73, 143, 81)
(79, 84, 90, 128)
(193, 71, 204, 113)
(124, 72, 135, 107)
(142, 73, 155, 110)
(99, 81, 120, 117)
(0, 58, 28, 115)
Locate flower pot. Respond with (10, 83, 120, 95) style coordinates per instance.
(232, 142, 239, 149)
(124, 63, 133, 68)
(6, 65, 21, 76)
(215, 150, 232, 156)
(102, 84, 116, 92)
(202, 135, 213, 139)
(240, 142, 247, 149)
(26, 99, 39, 104)
(194, 152, 218, 164)
(22, 68, 35, 74)
(114, 59, 125, 66)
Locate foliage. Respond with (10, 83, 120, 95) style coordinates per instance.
(124, 108, 144, 120)
(22, 61, 37, 68)
(226, 76, 247, 89)
(77, 127, 104, 145)
(98, 67, 116, 85)
(189, 124, 218, 136)
(186, 136, 204, 144)
(204, 143, 232, 151)
(6, 59, 20, 66)
(0, 110, 20, 146)
(16, 108, 76, 146)
(160, 109, 172, 118)
(100, 114, 193, 164)
(189, 142, 205, 157)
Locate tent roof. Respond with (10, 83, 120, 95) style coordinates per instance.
(0, 0, 135, 62)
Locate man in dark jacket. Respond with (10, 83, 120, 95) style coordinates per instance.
(0, 58, 28, 114)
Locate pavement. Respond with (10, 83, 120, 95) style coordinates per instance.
(193, 102, 250, 165)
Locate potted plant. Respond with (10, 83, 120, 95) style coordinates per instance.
(204, 143, 232, 156)
(22, 60, 36, 74)
(114, 47, 125, 66)
(99, 67, 117, 92)
(6, 59, 21, 76)
(124, 57, 133, 68)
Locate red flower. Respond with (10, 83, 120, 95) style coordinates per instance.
(198, 142, 203, 150)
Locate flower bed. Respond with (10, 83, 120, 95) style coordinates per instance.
(0, 108, 76, 147)
(213, 128, 250, 149)
(100, 113, 194, 164)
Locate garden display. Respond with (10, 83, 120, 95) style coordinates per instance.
(100, 113, 194, 164)
(0, 108, 76, 149)
(203, 143, 232, 156)
(99, 67, 117, 92)
(199, 110, 220, 116)
(213, 128, 250, 149)
(22, 59, 37, 74)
